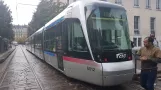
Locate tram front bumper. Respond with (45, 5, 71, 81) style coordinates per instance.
(102, 72, 134, 86)
(101, 61, 135, 86)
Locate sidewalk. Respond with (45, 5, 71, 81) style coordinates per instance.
(0, 46, 16, 83)
(0, 46, 16, 63)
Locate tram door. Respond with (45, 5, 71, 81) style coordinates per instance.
(56, 23, 64, 71)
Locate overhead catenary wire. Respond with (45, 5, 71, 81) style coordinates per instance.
(18, 3, 37, 6)
(16, 0, 18, 24)
(15, 0, 38, 25)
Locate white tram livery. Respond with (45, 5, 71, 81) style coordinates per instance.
(26, 0, 135, 86)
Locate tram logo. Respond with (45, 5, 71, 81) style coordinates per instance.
(116, 53, 126, 59)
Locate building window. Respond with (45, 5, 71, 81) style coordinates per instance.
(133, 37, 142, 47)
(133, 38, 137, 47)
(134, 16, 140, 35)
(134, 0, 139, 6)
(146, 0, 151, 8)
(150, 17, 155, 34)
(115, 0, 122, 4)
(156, 0, 161, 9)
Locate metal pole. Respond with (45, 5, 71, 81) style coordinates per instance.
(135, 53, 137, 74)
(133, 50, 137, 74)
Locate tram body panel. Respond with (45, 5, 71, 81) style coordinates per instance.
(35, 48, 43, 60)
(39, 49, 44, 60)
(44, 52, 58, 69)
(63, 56, 103, 86)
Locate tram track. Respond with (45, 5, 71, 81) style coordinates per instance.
(24, 46, 146, 90)
(22, 45, 161, 90)
(22, 46, 142, 90)
(0, 46, 148, 90)
(21, 46, 44, 90)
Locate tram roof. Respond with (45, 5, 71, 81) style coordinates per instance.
(27, 0, 125, 39)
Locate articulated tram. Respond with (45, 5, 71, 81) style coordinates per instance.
(26, 0, 135, 86)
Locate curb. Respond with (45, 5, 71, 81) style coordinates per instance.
(0, 49, 16, 83)
(0, 48, 16, 63)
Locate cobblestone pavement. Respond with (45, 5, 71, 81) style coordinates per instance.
(0, 45, 161, 90)
(0, 46, 41, 90)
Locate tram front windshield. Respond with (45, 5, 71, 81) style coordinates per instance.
(86, 6, 131, 51)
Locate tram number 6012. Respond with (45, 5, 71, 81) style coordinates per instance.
(87, 66, 95, 72)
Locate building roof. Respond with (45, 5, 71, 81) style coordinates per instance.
(13, 25, 28, 29)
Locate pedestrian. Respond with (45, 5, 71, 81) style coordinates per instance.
(150, 34, 159, 48)
(136, 36, 161, 90)
(131, 41, 134, 48)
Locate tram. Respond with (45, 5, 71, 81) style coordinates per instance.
(26, 0, 135, 86)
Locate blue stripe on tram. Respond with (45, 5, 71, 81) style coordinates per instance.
(44, 51, 55, 56)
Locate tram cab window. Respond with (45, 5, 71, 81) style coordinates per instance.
(68, 19, 88, 52)
(86, 6, 131, 50)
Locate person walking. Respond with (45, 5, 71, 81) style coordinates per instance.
(150, 34, 159, 48)
(136, 36, 161, 90)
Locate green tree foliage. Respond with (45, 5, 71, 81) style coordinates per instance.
(28, 0, 68, 36)
(0, 0, 13, 40)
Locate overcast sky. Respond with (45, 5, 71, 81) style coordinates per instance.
(3, 0, 41, 25)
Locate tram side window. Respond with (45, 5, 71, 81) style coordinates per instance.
(38, 33, 43, 49)
(68, 19, 88, 52)
(44, 27, 56, 52)
(35, 34, 38, 49)
(31, 37, 34, 48)
(35, 33, 42, 49)
(29, 38, 31, 48)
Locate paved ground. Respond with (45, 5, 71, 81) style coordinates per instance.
(0, 45, 161, 90)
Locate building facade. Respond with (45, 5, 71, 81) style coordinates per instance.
(107, 0, 161, 50)
(13, 25, 28, 43)
(57, 0, 161, 49)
